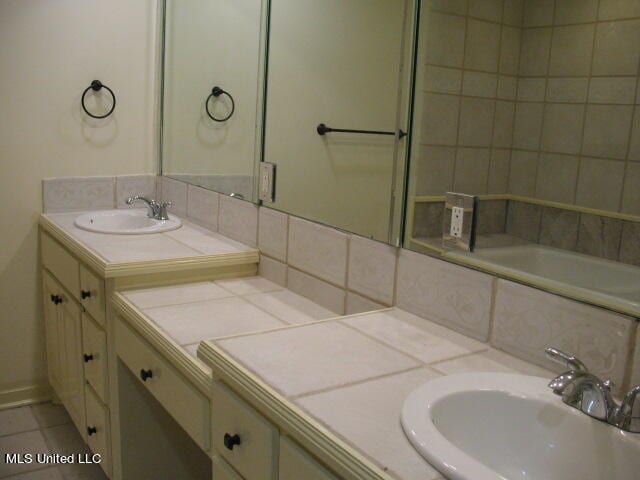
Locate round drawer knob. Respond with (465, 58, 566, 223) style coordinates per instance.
(51, 294, 62, 305)
(223, 433, 241, 451)
(87, 426, 97, 436)
(140, 369, 153, 382)
(83, 353, 94, 363)
(81, 290, 92, 300)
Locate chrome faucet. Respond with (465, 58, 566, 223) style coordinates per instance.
(125, 195, 172, 221)
(545, 347, 639, 433)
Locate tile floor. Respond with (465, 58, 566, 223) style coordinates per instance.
(0, 402, 107, 479)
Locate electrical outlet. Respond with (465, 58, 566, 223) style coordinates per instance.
(450, 206, 464, 238)
(258, 162, 276, 202)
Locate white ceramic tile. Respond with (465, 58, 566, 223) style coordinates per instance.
(164, 220, 252, 254)
(0, 406, 39, 436)
(187, 184, 219, 230)
(90, 235, 201, 262)
(216, 276, 283, 296)
(492, 279, 635, 386)
(245, 290, 337, 325)
(0, 430, 50, 477)
(218, 195, 259, 247)
(431, 348, 554, 377)
(42, 176, 115, 213)
(288, 217, 348, 286)
(160, 176, 188, 217)
(41, 424, 107, 479)
(123, 282, 233, 309)
(348, 235, 396, 305)
(345, 292, 385, 315)
(145, 296, 286, 345)
(115, 174, 157, 208)
(287, 268, 346, 315)
(30, 403, 70, 429)
(216, 322, 420, 397)
(258, 207, 288, 261)
(396, 249, 494, 341)
(258, 256, 287, 287)
(296, 368, 442, 480)
(45, 211, 145, 247)
(343, 308, 487, 364)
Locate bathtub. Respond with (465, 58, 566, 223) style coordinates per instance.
(447, 244, 640, 316)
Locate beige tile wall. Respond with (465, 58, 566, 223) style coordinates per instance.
(412, 0, 640, 216)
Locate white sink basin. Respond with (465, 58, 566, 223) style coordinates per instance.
(74, 210, 182, 235)
(401, 373, 640, 480)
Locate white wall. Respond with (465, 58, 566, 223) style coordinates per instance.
(0, 0, 159, 402)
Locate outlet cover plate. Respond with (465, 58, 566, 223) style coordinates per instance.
(443, 192, 477, 251)
(259, 162, 276, 203)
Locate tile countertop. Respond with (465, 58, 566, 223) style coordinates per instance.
(198, 306, 554, 480)
(117, 276, 344, 368)
(39, 210, 258, 267)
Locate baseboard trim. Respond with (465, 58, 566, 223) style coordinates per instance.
(0, 384, 52, 410)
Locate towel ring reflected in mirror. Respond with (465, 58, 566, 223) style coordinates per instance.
(205, 86, 235, 122)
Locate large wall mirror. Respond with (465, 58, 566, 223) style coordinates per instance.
(262, 0, 417, 243)
(161, 0, 268, 201)
(405, 0, 640, 317)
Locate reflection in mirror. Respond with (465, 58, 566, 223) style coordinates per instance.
(405, 0, 640, 316)
(263, 0, 416, 243)
(161, 0, 267, 201)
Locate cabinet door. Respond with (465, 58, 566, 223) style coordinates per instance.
(279, 436, 337, 480)
(42, 271, 63, 393)
(59, 293, 86, 435)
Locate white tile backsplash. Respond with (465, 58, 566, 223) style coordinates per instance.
(187, 184, 219, 230)
(161, 176, 188, 217)
(218, 194, 259, 247)
(345, 292, 385, 315)
(42, 176, 115, 213)
(258, 255, 288, 287)
(258, 207, 288, 261)
(288, 217, 348, 287)
(396, 249, 494, 341)
(348, 235, 396, 305)
(287, 268, 346, 315)
(115, 174, 157, 208)
(492, 279, 635, 388)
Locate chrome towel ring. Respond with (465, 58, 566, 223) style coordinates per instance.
(81, 80, 116, 119)
(205, 86, 235, 122)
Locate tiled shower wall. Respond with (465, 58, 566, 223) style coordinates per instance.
(510, 0, 640, 214)
(415, 0, 640, 215)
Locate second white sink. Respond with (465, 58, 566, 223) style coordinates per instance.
(401, 372, 640, 480)
(74, 209, 182, 235)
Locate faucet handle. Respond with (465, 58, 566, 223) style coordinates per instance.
(545, 347, 588, 372)
(157, 202, 172, 221)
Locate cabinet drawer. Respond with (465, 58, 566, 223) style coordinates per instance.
(80, 265, 105, 326)
(211, 381, 278, 480)
(85, 385, 111, 476)
(82, 314, 108, 403)
(41, 232, 80, 301)
(212, 456, 243, 480)
(115, 318, 210, 451)
(279, 436, 337, 480)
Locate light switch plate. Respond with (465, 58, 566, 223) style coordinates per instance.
(442, 192, 477, 251)
(259, 162, 276, 203)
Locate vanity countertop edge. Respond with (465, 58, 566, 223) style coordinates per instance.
(38, 212, 260, 279)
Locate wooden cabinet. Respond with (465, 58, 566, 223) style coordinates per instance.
(116, 318, 210, 452)
(211, 381, 278, 480)
(42, 269, 86, 435)
(279, 436, 337, 480)
(82, 314, 108, 402)
(85, 385, 111, 476)
(80, 265, 105, 326)
(212, 456, 244, 480)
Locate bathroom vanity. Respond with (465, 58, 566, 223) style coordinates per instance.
(39, 210, 259, 478)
